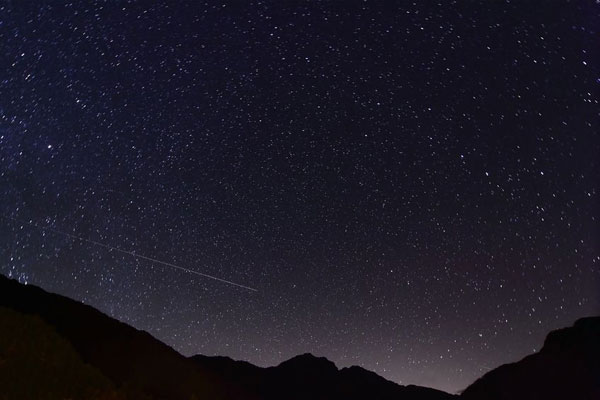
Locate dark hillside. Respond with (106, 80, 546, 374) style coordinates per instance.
(461, 316, 600, 400)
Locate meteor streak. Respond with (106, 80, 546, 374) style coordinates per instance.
(6, 216, 258, 292)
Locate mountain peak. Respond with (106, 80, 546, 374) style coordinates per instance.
(0, 275, 454, 399)
(278, 353, 338, 370)
(1, 275, 598, 400)
(542, 316, 600, 353)
(462, 317, 600, 400)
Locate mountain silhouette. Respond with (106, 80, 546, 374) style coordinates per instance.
(460, 315, 600, 400)
(0, 275, 232, 400)
(191, 352, 455, 400)
(0, 275, 453, 400)
(0, 274, 598, 399)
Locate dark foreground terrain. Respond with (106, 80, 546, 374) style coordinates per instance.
(0, 275, 598, 400)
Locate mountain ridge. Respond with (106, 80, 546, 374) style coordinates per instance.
(0, 274, 598, 399)
(460, 314, 600, 400)
(0, 274, 453, 400)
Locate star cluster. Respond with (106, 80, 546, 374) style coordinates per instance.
(1, 1, 598, 393)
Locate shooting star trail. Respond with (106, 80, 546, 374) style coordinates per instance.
(6, 216, 257, 292)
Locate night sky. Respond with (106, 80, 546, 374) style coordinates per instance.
(1, 1, 599, 393)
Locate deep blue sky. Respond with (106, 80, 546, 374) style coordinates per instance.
(1, 1, 598, 393)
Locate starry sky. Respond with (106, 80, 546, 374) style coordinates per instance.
(1, 0, 599, 393)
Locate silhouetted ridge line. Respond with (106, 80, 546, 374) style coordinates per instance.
(0, 275, 456, 400)
(1, 275, 598, 400)
(461, 316, 600, 400)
